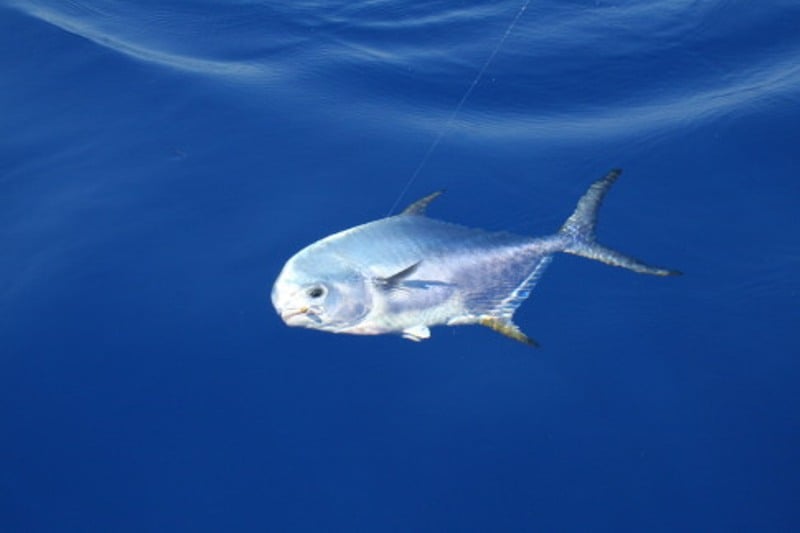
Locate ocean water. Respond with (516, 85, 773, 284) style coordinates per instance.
(2, 0, 799, 531)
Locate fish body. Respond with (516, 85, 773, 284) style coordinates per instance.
(271, 170, 680, 345)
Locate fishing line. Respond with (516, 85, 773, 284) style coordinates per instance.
(388, 0, 531, 216)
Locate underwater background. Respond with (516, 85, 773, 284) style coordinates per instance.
(2, 0, 799, 531)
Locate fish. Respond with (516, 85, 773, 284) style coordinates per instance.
(271, 169, 680, 346)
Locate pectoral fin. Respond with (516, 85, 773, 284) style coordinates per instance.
(375, 262, 421, 291)
(479, 317, 539, 347)
(402, 325, 431, 342)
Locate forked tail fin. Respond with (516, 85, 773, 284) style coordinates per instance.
(559, 169, 682, 276)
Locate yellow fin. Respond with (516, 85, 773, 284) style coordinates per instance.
(479, 317, 539, 347)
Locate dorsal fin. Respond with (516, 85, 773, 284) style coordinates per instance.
(401, 190, 444, 215)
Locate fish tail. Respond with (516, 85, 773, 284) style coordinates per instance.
(558, 169, 682, 276)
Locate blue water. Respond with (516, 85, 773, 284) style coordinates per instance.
(2, 1, 799, 531)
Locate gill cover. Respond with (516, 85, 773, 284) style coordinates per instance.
(272, 257, 372, 331)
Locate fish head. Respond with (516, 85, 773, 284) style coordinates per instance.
(271, 251, 371, 333)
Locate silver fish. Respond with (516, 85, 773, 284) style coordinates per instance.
(271, 169, 680, 345)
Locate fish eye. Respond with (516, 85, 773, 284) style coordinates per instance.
(307, 286, 325, 299)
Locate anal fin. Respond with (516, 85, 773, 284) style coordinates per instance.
(479, 317, 539, 347)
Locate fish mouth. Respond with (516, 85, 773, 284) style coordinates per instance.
(279, 306, 322, 326)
